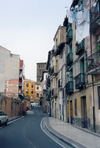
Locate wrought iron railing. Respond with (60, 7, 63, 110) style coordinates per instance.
(66, 52, 73, 66)
(75, 73, 85, 89)
(76, 40, 84, 55)
(90, 2, 100, 22)
(66, 81, 73, 94)
(87, 50, 100, 72)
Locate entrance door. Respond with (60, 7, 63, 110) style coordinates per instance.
(70, 100, 73, 124)
(81, 96, 87, 128)
(55, 103, 56, 118)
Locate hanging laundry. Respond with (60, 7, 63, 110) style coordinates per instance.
(66, 8, 73, 23)
(76, 7, 90, 43)
(72, 10, 76, 22)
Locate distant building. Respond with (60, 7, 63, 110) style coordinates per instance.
(19, 59, 25, 100)
(0, 46, 20, 93)
(36, 62, 47, 82)
(24, 79, 35, 102)
(35, 82, 42, 104)
(5, 79, 19, 98)
(40, 70, 48, 112)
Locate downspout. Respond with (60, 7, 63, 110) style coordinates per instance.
(90, 0, 96, 132)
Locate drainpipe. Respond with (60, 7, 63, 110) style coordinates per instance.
(65, 44, 68, 123)
(90, 0, 96, 132)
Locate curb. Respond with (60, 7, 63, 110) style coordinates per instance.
(45, 125, 77, 148)
(8, 116, 23, 122)
(45, 117, 86, 148)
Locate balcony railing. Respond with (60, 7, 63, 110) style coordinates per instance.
(90, 2, 100, 34)
(19, 73, 23, 78)
(87, 50, 100, 74)
(50, 66, 58, 76)
(66, 52, 73, 66)
(46, 91, 51, 101)
(66, 30, 72, 44)
(19, 82, 22, 86)
(76, 41, 84, 55)
(75, 73, 85, 89)
(58, 79, 62, 89)
(46, 78, 50, 87)
(66, 81, 73, 94)
(51, 88, 58, 97)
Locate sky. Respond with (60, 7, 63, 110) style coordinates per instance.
(0, 0, 72, 81)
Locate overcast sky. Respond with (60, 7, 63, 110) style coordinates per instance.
(0, 0, 72, 81)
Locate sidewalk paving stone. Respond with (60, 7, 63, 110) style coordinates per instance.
(45, 117, 100, 148)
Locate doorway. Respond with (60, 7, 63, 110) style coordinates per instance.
(81, 96, 87, 128)
(70, 100, 73, 124)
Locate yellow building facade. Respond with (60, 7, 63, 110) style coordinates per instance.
(24, 79, 35, 102)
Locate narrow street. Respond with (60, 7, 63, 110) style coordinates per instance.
(0, 107, 71, 148)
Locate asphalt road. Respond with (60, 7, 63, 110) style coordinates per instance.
(0, 107, 71, 148)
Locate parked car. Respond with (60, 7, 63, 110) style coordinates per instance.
(0, 110, 8, 126)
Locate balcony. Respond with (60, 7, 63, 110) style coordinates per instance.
(50, 66, 58, 76)
(75, 73, 85, 89)
(90, 2, 100, 34)
(87, 50, 100, 74)
(66, 81, 73, 94)
(66, 30, 72, 44)
(66, 52, 73, 66)
(55, 43, 65, 56)
(58, 79, 62, 89)
(46, 78, 50, 87)
(51, 88, 58, 98)
(19, 73, 23, 79)
(19, 82, 22, 86)
(19, 90, 23, 96)
(46, 91, 51, 101)
(76, 41, 84, 55)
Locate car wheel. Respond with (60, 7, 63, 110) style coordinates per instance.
(0, 121, 1, 127)
(5, 119, 8, 125)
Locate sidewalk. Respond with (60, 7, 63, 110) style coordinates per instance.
(45, 117, 100, 148)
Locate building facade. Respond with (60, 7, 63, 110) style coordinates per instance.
(35, 82, 42, 104)
(19, 59, 25, 100)
(5, 79, 19, 98)
(45, 0, 100, 134)
(24, 79, 35, 102)
(0, 46, 19, 93)
(37, 62, 47, 82)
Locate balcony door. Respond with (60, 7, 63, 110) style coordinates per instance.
(70, 69, 73, 90)
(80, 58, 84, 83)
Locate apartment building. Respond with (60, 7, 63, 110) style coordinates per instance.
(0, 46, 19, 93)
(63, 0, 100, 133)
(19, 60, 25, 100)
(46, 25, 67, 119)
(35, 82, 42, 104)
(40, 71, 48, 112)
(24, 79, 35, 102)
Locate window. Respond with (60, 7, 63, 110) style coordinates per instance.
(31, 84, 33, 88)
(26, 83, 29, 87)
(98, 86, 100, 109)
(37, 93, 39, 97)
(31, 90, 33, 94)
(31, 96, 33, 99)
(75, 99, 77, 116)
(37, 87, 39, 90)
(26, 89, 28, 94)
(40, 94, 42, 97)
